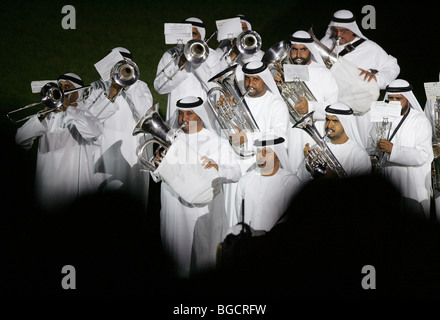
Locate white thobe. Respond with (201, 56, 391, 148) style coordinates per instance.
(158, 128, 241, 278)
(85, 80, 153, 206)
(297, 138, 372, 182)
(15, 106, 102, 212)
(321, 36, 400, 148)
(154, 47, 221, 120)
(223, 90, 290, 227)
(287, 62, 339, 173)
(235, 169, 301, 231)
(380, 108, 433, 218)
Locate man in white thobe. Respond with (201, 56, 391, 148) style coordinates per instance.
(85, 47, 153, 208)
(154, 17, 221, 121)
(217, 60, 290, 227)
(235, 135, 301, 232)
(297, 103, 371, 182)
(320, 9, 400, 148)
(373, 79, 433, 218)
(15, 73, 102, 212)
(278, 30, 339, 173)
(152, 96, 241, 278)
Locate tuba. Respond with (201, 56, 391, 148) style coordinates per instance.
(106, 59, 140, 102)
(293, 111, 347, 178)
(7, 81, 91, 124)
(207, 64, 260, 157)
(262, 40, 317, 123)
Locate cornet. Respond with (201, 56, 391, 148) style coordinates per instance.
(106, 59, 139, 102)
(7, 81, 91, 124)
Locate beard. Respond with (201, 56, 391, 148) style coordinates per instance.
(291, 53, 311, 65)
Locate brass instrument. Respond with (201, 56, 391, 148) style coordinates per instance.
(293, 111, 347, 178)
(307, 27, 338, 69)
(106, 59, 140, 102)
(133, 104, 185, 172)
(7, 82, 91, 124)
(221, 30, 262, 65)
(369, 117, 392, 174)
(207, 64, 260, 157)
(155, 33, 216, 91)
(262, 40, 317, 123)
(432, 97, 440, 191)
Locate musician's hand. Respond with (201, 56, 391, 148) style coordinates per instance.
(359, 68, 377, 82)
(153, 149, 165, 167)
(274, 71, 283, 85)
(216, 95, 235, 108)
(201, 156, 219, 171)
(229, 125, 247, 146)
(303, 143, 312, 158)
(294, 96, 309, 115)
(378, 139, 393, 154)
(108, 80, 123, 100)
(178, 54, 187, 68)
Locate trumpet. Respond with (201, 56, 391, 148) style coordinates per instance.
(293, 111, 347, 178)
(221, 30, 262, 65)
(155, 32, 216, 91)
(7, 82, 91, 124)
(262, 40, 317, 123)
(207, 64, 260, 157)
(106, 59, 140, 102)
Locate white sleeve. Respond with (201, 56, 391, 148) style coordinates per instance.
(389, 118, 433, 166)
(215, 137, 242, 183)
(153, 49, 189, 94)
(63, 106, 102, 142)
(15, 116, 48, 150)
(308, 72, 339, 121)
(192, 48, 222, 92)
(370, 44, 400, 89)
(122, 80, 153, 121)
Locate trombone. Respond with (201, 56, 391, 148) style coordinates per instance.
(155, 31, 216, 91)
(221, 30, 262, 65)
(7, 82, 91, 124)
(106, 59, 140, 102)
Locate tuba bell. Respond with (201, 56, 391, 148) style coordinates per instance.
(293, 111, 347, 178)
(262, 40, 317, 123)
(207, 64, 260, 157)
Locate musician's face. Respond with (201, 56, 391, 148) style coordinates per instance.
(244, 75, 267, 98)
(241, 21, 248, 31)
(178, 109, 202, 133)
(387, 94, 410, 115)
(325, 115, 346, 143)
(331, 26, 356, 44)
(256, 147, 279, 176)
(59, 80, 78, 111)
(192, 27, 202, 40)
(290, 44, 312, 65)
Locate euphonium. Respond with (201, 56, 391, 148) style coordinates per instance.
(133, 104, 184, 172)
(293, 111, 347, 178)
(207, 64, 260, 157)
(262, 40, 317, 123)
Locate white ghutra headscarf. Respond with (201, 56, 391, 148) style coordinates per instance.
(384, 79, 424, 114)
(321, 9, 368, 44)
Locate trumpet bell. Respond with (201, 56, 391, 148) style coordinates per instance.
(184, 39, 209, 65)
(237, 30, 262, 55)
(112, 60, 139, 87)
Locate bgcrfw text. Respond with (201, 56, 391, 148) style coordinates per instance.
(61, 265, 76, 290)
(173, 304, 266, 317)
(361, 265, 376, 290)
(61, 5, 76, 30)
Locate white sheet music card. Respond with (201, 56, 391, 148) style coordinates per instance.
(31, 80, 57, 93)
(164, 23, 192, 45)
(424, 82, 440, 99)
(94, 51, 124, 82)
(283, 64, 310, 82)
(369, 101, 401, 122)
(216, 17, 242, 41)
